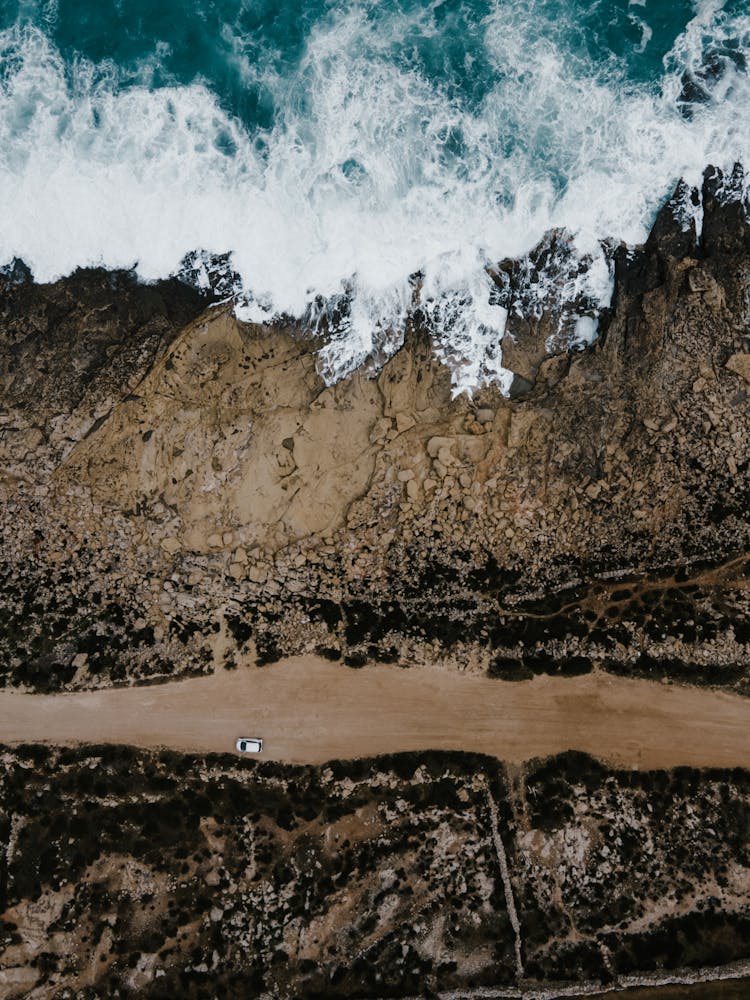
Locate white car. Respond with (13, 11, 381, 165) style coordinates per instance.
(236, 737, 263, 754)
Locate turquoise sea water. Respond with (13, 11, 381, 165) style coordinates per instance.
(0, 0, 748, 386)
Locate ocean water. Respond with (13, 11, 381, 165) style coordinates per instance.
(0, 0, 748, 390)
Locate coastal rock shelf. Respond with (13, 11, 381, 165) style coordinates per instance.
(1, 167, 749, 694)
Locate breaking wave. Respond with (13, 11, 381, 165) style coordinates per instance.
(0, 0, 748, 391)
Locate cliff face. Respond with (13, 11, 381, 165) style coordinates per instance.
(1, 167, 748, 691)
(2, 745, 750, 999)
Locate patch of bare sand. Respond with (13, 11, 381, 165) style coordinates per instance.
(1, 658, 749, 770)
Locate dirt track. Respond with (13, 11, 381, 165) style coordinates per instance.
(1, 657, 750, 769)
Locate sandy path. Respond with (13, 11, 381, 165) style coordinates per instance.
(0, 657, 748, 769)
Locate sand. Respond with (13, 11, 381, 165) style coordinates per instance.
(1, 657, 749, 770)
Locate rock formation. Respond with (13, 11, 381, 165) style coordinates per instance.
(1, 166, 749, 691)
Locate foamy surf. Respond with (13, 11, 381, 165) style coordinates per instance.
(0, 0, 748, 392)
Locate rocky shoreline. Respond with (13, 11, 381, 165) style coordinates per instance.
(1, 166, 749, 693)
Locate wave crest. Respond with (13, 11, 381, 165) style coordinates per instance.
(0, 1, 747, 391)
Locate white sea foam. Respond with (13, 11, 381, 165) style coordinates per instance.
(0, 1, 747, 393)
(572, 316, 599, 348)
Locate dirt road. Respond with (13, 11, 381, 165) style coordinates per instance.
(1, 657, 749, 769)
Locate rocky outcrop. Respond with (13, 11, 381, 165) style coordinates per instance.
(0, 266, 208, 488)
(2, 745, 749, 999)
(1, 167, 750, 691)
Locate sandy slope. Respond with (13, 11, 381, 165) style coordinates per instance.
(1, 657, 749, 769)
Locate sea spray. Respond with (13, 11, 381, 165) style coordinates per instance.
(0, 0, 747, 390)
